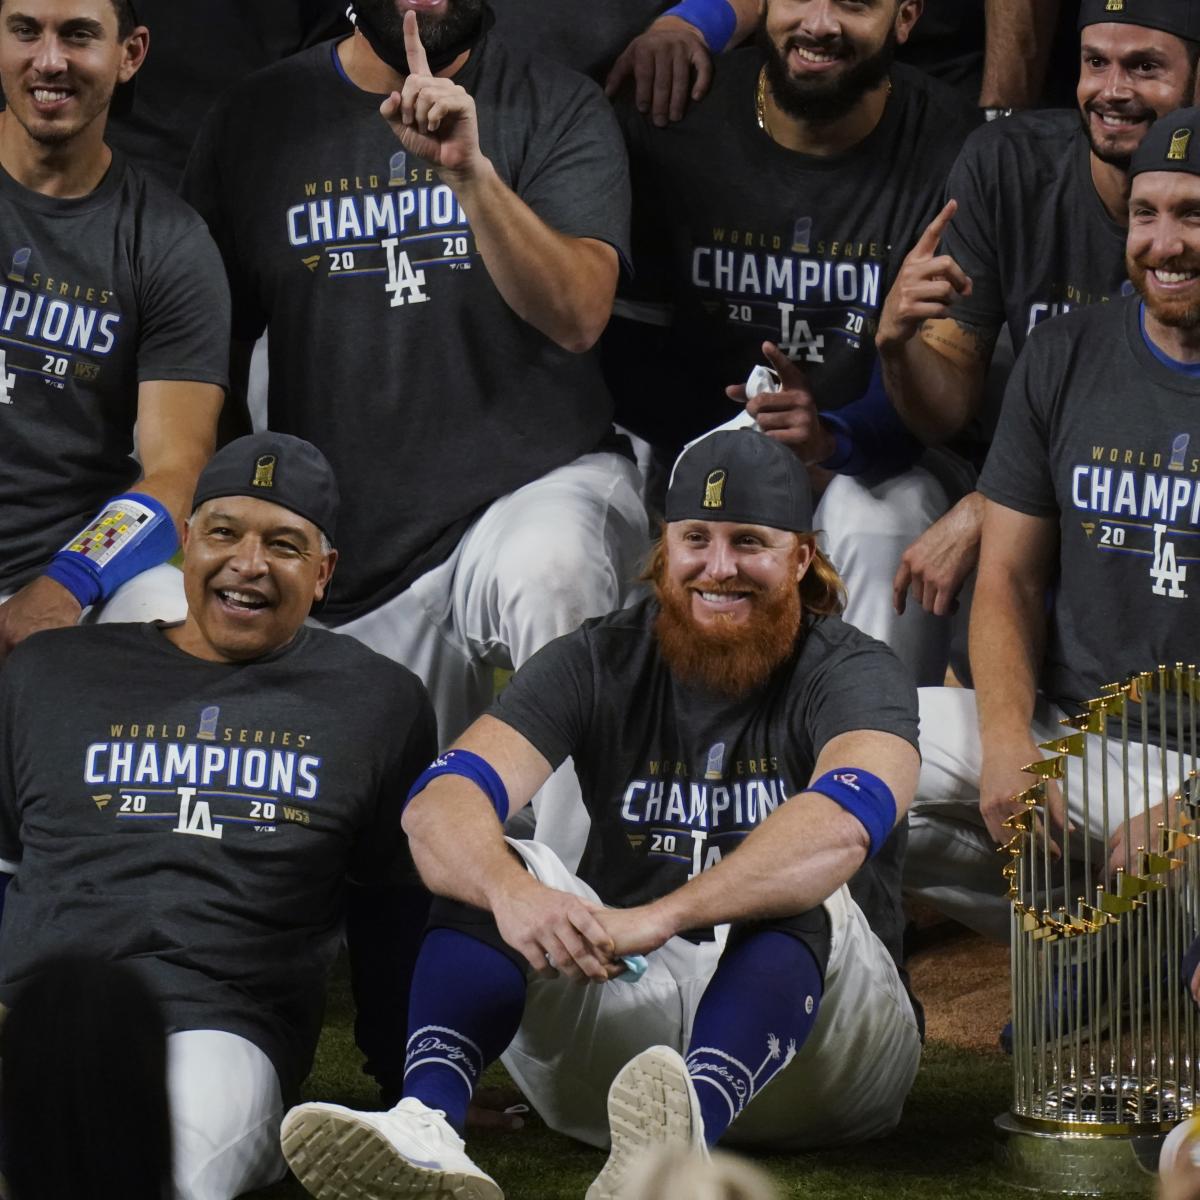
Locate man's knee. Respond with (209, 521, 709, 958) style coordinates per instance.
(427, 895, 529, 976)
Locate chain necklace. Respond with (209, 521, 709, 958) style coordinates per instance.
(755, 66, 893, 141)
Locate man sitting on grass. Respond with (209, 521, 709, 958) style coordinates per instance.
(0, 433, 436, 1200)
(281, 428, 923, 1200)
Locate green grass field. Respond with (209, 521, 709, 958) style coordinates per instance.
(243, 960, 1114, 1200)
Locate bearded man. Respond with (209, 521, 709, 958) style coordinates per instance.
(905, 107, 1200, 940)
(279, 428, 924, 1200)
(182, 0, 648, 870)
(603, 0, 977, 690)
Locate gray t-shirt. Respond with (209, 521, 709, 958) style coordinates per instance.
(979, 298, 1200, 715)
(943, 109, 1131, 357)
(0, 622, 436, 1097)
(183, 35, 630, 623)
(490, 0, 666, 79)
(493, 596, 919, 964)
(0, 154, 230, 595)
(609, 52, 977, 452)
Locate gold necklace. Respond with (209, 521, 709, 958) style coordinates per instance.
(755, 66, 893, 140)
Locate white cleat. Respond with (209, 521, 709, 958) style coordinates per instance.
(586, 1045, 709, 1200)
(280, 1097, 503, 1200)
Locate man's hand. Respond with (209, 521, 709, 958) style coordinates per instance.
(379, 11, 484, 180)
(0, 575, 83, 662)
(590, 901, 676, 959)
(893, 492, 984, 618)
(491, 872, 620, 983)
(876, 201, 972, 353)
(726, 342, 836, 465)
(604, 15, 713, 126)
(980, 734, 1066, 852)
(1107, 802, 1165, 877)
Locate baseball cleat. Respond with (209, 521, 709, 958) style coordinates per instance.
(585, 1044, 709, 1200)
(280, 1096, 503, 1200)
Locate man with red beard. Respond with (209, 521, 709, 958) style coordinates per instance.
(905, 108, 1200, 941)
(280, 428, 922, 1200)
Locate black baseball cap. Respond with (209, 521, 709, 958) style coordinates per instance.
(1131, 107, 1200, 177)
(192, 433, 339, 544)
(666, 429, 814, 533)
(1078, 0, 1200, 42)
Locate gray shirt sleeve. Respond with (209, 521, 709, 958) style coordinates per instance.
(491, 629, 595, 771)
(978, 331, 1059, 517)
(942, 128, 1006, 333)
(135, 219, 231, 388)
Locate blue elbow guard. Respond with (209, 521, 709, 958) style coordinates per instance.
(405, 748, 510, 823)
(44, 492, 178, 610)
(806, 768, 897, 858)
(664, 0, 737, 51)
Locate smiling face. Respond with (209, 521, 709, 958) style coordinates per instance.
(1127, 169, 1200, 329)
(761, 0, 921, 122)
(0, 0, 145, 148)
(1077, 24, 1197, 169)
(171, 496, 337, 664)
(652, 520, 814, 695)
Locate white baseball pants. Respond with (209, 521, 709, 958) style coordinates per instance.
(907, 686, 1183, 942)
(168, 1030, 286, 1200)
(331, 451, 649, 871)
(500, 840, 922, 1151)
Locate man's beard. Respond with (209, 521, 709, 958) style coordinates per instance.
(760, 21, 896, 123)
(1079, 105, 1155, 171)
(653, 562, 804, 697)
(1128, 253, 1200, 329)
(353, 0, 485, 61)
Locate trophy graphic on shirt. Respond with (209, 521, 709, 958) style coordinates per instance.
(791, 217, 812, 255)
(1170, 434, 1191, 473)
(7, 247, 30, 284)
(997, 665, 1200, 1193)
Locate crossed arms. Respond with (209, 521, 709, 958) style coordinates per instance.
(401, 714, 918, 983)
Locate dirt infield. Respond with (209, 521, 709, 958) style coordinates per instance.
(908, 917, 1010, 1054)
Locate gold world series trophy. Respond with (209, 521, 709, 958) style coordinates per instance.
(997, 665, 1200, 1194)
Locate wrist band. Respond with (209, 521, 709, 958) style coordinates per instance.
(806, 768, 896, 858)
(665, 0, 737, 52)
(405, 748, 510, 823)
(44, 492, 178, 610)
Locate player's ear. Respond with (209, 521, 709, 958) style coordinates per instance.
(313, 548, 338, 601)
(118, 24, 150, 84)
(894, 0, 923, 47)
(793, 534, 815, 583)
(180, 518, 193, 554)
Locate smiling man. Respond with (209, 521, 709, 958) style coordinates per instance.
(280, 428, 922, 1200)
(905, 108, 1200, 941)
(878, 0, 1200, 628)
(0, 433, 437, 1200)
(0, 0, 231, 658)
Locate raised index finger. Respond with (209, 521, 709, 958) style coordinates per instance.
(404, 9, 432, 77)
(914, 199, 958, 257)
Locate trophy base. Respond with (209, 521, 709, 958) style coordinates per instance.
(995, 1113, 1164, 1195)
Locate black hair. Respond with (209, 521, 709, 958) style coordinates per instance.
(110, 0, 138, 39)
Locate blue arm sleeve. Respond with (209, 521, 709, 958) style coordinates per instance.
(818, 362, 924, 480)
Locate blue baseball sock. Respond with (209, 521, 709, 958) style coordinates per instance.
(685, 929, 824, 1145)
(402, 927, 527, 1134)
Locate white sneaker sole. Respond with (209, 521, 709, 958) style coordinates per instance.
(585, 1046, 706, 1200)
(281, 1104, 504, 1200)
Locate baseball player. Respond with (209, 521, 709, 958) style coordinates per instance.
(879, 0, 1200, 623)
(605, 0, 978, 688)
(0, 433, 437, 1200)
(183, 0, 648, 869)
(280, 428, 923, 1200)
(905, 107, 1200, 940)
(0, 0, 230, 659)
